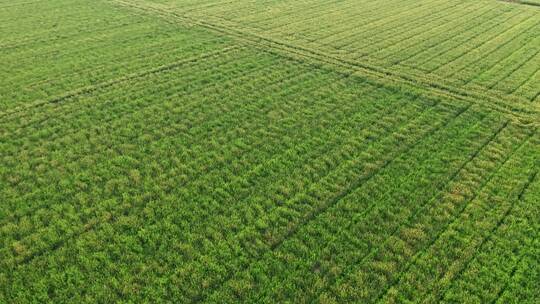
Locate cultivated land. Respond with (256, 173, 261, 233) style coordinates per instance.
(0, 0, 538, 303)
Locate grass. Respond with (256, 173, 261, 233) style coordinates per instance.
(124, 0, 540, 109)
(1, 0, 539, 303)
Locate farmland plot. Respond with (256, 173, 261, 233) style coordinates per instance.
(1, 0, 539, 303)
(127, 0, 540, 109)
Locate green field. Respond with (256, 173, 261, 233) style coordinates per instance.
(1, 0, 539, 303)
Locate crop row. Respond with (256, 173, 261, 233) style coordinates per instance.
(269, 0, 444, 44)
(203, 113, 536, 303)
(129, 3, 540, 122)
(2, 47, 332, 284)
(3, 91, 472, 302)
(0, 44, 427, 253)
(0, 46, 240, 134)
(376, 135, 538, 303)
(440, 170, 539, 303)
(0, 0, 232, 110)
(467, 34, 540, 92)
(0, 48, 320, 228)
(1, 41, 486, 301)
(2, 0, 538, 302)
(129, 93, 454, 302)
(494, 235, 540, 303)
(149, 0, 540, 108)
(1, 47, 264, 216)
(366, 5, 530, 64)
(0, 0, 135, 45)
(321, 0, 483, 53)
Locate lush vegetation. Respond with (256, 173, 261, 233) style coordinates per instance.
(1, 0, 538, 303)
(127, 0, 540, 111)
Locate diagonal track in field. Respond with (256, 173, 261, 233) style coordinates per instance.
(112, 0, 540, 123)
(0, 61, 318, 228)
(373, 130, 537, 303)
(0, 48, 272, 140)
(448, 169, 538, 304)
(0, 45, 241, 120)
(234, 109, 498, 302)
(429, 168, 539, 303)
(306, 117, 513, 302)
(500, 0, 540, 8)
(196, 98, 473, 302)
(3, 60, 339, 266)
(490, 236, 540, 304)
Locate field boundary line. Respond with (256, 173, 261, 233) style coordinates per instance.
(111, 0, 539, 124)
(0, 45, 241, 119)
(500, 0, 540, 8)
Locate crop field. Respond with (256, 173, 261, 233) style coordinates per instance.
(123, 0, 540, 112)
(0, 0, 538, 303)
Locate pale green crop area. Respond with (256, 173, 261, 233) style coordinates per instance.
(1, 0, 539, 303)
